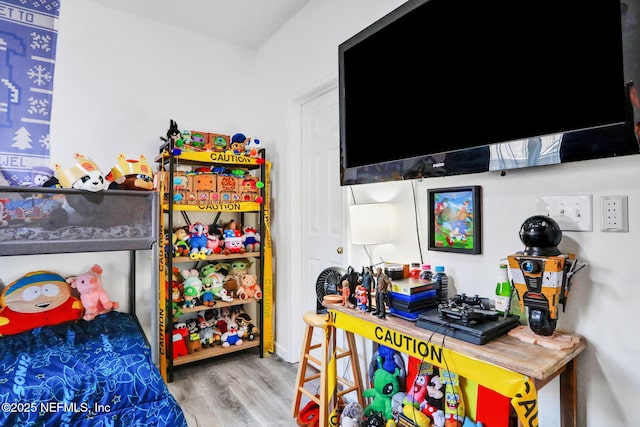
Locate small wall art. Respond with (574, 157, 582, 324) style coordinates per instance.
(428, 185, 482, 254)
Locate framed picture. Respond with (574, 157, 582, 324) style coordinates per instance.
(428, 186, 482, 254)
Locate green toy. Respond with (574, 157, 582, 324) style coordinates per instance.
(363, 355, 401, 421)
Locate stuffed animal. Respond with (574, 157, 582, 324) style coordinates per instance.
(189, 222, 212, 260)
(237, 273, 262, 300)
(363, 355, 401, 421)
(235, 311, 258, 341)
(368, 345, 407, 390)
(67, 264, 119, 321)
(221, 317, 243, 348)
(200, 264, 226, 299)
(423, 372, 445, 427)
(55, 154, 107, 192)
(340, 401, 365, 427)
(0, 270, 84, 336)
(242, 225, 261, 252)
(406, 373, 429, 408)
(108, 154, 154, 191)
(185, 319, 203, 353)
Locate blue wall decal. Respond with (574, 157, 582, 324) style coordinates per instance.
(0, 0, 60, 186)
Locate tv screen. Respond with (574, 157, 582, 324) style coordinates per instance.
(339, 0, 636, 185)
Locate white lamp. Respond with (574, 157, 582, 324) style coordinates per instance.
(348, 203, 393, 268)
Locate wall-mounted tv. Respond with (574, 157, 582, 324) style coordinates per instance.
(339, 0, 640, 186)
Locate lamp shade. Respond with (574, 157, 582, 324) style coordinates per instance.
(348, 203, 393, 245)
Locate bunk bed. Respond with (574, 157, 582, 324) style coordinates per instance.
(0, 186, 186, 426)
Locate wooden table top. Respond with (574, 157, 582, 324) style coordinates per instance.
(327, 303, 586, 382)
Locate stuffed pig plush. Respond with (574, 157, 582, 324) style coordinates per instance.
(67, 264, 119, 321)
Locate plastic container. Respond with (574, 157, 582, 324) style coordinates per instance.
(419, 264, 433, 281)
(495, 264, 512, 314)
(433, 266, 448, 303)
(410, 263, 422, 278)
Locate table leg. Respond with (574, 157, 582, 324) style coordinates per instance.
(320, 320, 338, 427)
(559, 357, 577, 427)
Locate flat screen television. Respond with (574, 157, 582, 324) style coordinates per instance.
(339, 0, 640, 186)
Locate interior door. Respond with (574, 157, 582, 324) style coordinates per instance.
(295, 86, 345, 350)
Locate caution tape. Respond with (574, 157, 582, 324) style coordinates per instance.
(261, 160, 274, 354)
(327, 309, 538, 427)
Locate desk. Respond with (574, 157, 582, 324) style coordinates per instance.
(326, 305, 586, 427)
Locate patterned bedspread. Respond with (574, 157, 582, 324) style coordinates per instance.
(0, 311, 186, 426)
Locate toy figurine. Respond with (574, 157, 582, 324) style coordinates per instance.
(341, 266, 360, 308)
(372, 267, 392, 319)
(340, 279, 351, 307)
(360, 266, 374, 312)
(355, 284, 368, 312)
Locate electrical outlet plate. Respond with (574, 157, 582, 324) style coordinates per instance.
(536, 195, 593, 231)
(601, 195, 628, 232)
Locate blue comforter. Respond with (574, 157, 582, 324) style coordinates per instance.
(0, 311, 186, 427)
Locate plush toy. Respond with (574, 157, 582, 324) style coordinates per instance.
(340, 401, 365, 427)
(189, 222, 212, 260)
(0, 270, 84, 336)
(363, 355, 401, 421)
(55, 154, 107, 192)
(403, 403, 433, 427)
(173, 227, 191, 257)
(242, 225, 261, 252)
(27, 166, 55, 187)
(221, 317, 243, 348)
(442, 370, 466, 427)
(108, 154, 154, 191)
(185, 319, 203, 353)
(216, 287, 234, 303)
(67, 264, 119, 321)
(237, 273, 262, 300)
(406, 373, 429, 408)
(230, 133, 250, 155)
(423, 372, 445, 427)
(200, 264, 226, 300)
(235, 311, 258, 341)
(223, 229, 245, 255)
(172, 325, 189, 359)
(369, 345, 407, 390)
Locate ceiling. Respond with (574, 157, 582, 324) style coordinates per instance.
(86, 0, 312, 50)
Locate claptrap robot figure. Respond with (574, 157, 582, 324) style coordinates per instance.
(507, 215, 586, 336)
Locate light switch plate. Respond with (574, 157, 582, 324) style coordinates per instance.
(536, 195, 593, 231)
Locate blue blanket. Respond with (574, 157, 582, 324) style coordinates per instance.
(0, 311, 186, 426)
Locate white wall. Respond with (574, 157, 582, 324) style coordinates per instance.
(256, 0, 640, 426)
(2, 0, 259, 347)
(6, 0, 636, 425)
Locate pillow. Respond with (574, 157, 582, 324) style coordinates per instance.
(0, 270, 84, 336)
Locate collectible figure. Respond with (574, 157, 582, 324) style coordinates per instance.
(372, 267, 392, 319)
(360, 266, 374, 313)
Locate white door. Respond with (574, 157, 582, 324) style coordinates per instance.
(301, 86, 345, 311)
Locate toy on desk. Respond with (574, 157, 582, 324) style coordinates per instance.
(355, 284, 368, 312)
(372, 267, 392, 319)
(507, 215, 587, 336)
(67, 264, 119, 321)
(340, 279, 351, 307)
(360, 266, 374, 312)
(108, 154, 153, 191)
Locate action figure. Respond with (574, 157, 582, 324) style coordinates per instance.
(372, 267, 392, 319)
(360, 266, 374, 312)
(341, 266, 360, 308)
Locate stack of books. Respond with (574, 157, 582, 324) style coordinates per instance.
(387, 278, 438, 320)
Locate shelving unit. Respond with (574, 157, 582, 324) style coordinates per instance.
(156, 139, 272, 382)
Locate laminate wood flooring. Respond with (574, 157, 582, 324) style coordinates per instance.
(167, 349, 312, 427)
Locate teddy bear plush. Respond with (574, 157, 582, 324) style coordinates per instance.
(236, 273, 262, 300)
(66, 264, 119, 321)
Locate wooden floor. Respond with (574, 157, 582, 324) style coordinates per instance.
(167, 349, 309, 427)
